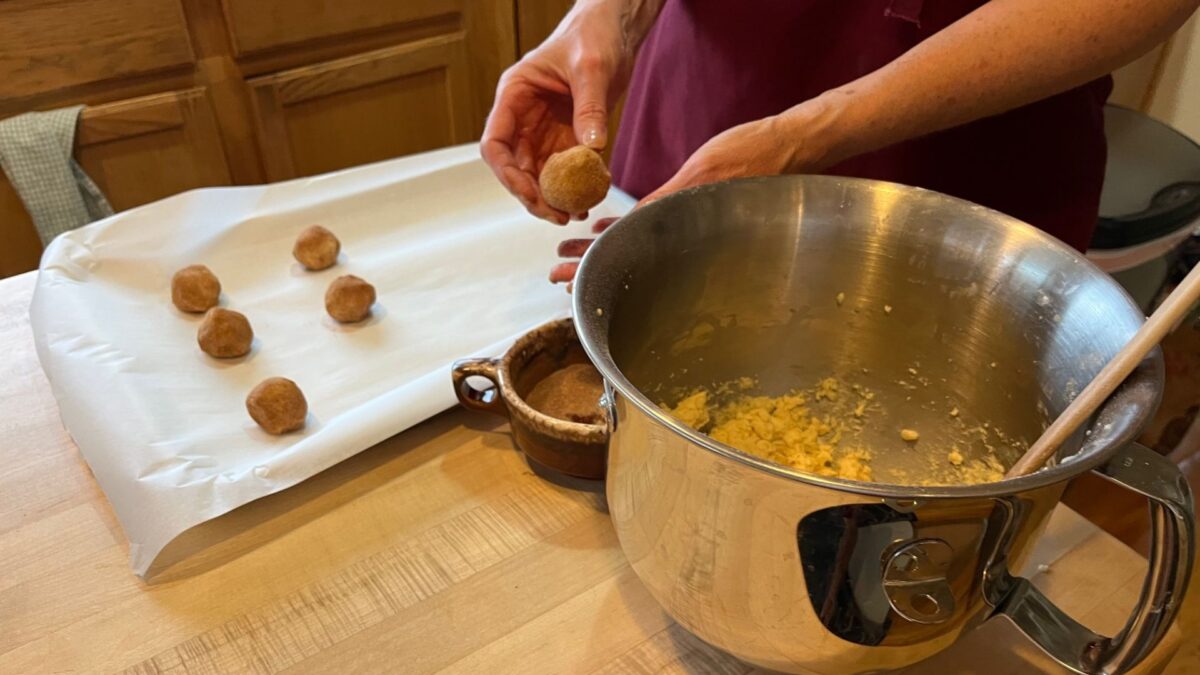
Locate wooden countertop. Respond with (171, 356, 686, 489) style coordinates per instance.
(0, 271, 1181, 674)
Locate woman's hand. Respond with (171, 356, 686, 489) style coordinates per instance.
(481, 4, 637, 225)
(552, 105, 839, 285)
(639, 113, 830, 205)
(552, 217, 618, 285)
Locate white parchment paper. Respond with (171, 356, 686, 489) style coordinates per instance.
(30, 144, 633, 576)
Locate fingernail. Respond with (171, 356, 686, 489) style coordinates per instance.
(581, 127, 604, 149)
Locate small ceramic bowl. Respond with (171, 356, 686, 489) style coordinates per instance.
(451, 318, 608, 479)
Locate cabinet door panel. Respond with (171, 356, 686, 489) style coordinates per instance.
(76, 89, 232, 211)
(0, 177, 43, 279)
(0, 0, 194, 106)
(516, 0, 575, 55)
(222, 0, 453, 56)
(248, 35, 475, 180)
(0, 88, 231, 279)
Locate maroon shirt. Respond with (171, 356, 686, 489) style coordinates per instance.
(609, 0, 1111, 252)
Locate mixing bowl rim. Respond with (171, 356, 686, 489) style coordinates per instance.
(573, 174, 1162, 499)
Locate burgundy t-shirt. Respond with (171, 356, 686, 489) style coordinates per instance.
(609, 0, 1112, 252)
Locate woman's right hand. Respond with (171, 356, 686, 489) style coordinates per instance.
(481, 3, 633, 224)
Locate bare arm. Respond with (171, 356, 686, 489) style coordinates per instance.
(802, 0, 1199, 169)
(645, 0, 1199, 200)
(554, 0, 1200, 284)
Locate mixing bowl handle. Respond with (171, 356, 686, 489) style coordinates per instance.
(451, 358, 508, 417)
(995, 443, 1194, 674)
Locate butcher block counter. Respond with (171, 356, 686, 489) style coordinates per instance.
(0, 271, 1182, 674)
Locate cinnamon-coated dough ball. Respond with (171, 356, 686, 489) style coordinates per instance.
(293, 225, 341, 271)
(325, 275, 376, 323)
(246, 377, 307, 435)
(539, 146, 610, 214)
(197, 308, 253, 358)
(171, 264, 221, 313)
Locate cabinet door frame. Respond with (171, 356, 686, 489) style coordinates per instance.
(75, 87, 233, 208)
(0, 87, 230, 278)
(247, 33, 475, 181)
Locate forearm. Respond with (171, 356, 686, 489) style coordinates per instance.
(789, 0, 1199, 168)
(553, 0, 668, 61)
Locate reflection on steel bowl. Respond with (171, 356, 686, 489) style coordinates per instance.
(574, 176, 1193, 675)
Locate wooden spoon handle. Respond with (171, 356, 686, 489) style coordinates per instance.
(1007, 262, 1200, 477)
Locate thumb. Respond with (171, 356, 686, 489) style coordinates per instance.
(637, 171, 690, 209)
(637, 146, 717, 207)
(572, 72, 609, 150)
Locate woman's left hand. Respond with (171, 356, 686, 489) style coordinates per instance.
(639, 114, 822, 205)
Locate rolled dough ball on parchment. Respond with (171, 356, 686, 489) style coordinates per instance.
(246, 377, 307, 434)
(197, 307, 253, 358)
(293, 225, 341, 271)
(325, 274, 376, 323)
(538, 146, 611, 214)
(171, 264, 221, 313)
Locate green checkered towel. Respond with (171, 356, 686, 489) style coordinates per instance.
(0, 106, 114, 245)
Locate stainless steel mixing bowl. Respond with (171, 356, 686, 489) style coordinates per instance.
(573, 176, 1194, 674)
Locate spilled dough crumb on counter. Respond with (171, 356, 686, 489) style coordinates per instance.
(666, 378, 873, 481)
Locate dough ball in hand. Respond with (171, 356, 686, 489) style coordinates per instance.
(539, 146, 611, 214)
(325, 274, 376, 323)
(171, 264, 221, 313)
(246, 377, 307, 435)
(293, 225, 341, 271)
(197, 307, 253, 358)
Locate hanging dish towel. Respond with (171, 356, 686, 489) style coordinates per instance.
(0, 106, 114, 245)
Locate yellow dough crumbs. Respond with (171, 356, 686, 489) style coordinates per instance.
(670, 390, 711, 430)
(666, 378, 873, 481)
(952, 453, 1006, 484)
(665, 376, 1018, 486)
(948, 447, 964, 466)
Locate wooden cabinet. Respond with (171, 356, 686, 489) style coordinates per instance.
(516, 0, 576, 54)
(0, 87, 230, 278)
(0, 0, 561, 278)
(237, 0, 514, 182)
(222, 0, 458, 57)
(248, 35, 476, 181)
(0, 178, 43, 280)
(0, 0, 194, 109)
(75, 89, 231, 211)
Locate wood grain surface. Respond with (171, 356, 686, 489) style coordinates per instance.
(0, 88, 233, 279)
(0, 271, 1181, 675)
(247, 35, 475, 181)
(0, 0, 194, 103)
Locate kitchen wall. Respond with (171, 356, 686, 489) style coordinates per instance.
(1113, 13, 1200, 140)
(1148, 13, 1200, 141)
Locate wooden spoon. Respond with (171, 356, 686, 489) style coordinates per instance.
(1007, 261, 1200, 477)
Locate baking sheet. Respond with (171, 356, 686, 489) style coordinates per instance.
(30, 144, 634, 576)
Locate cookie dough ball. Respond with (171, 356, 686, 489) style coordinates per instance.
(171, 264, 221, 313)
(325, 274, 376, 323)
(293, 225, 341, 271)
(246, 377, 307, 435)
(539, 146, 611, 214)
(197, 308, 253, 358)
